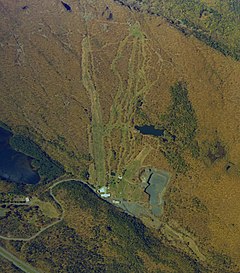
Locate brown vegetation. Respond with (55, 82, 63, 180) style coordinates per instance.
(1, 0, 240, 271)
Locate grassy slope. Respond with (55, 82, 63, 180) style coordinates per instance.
(1, 0, 240, 271)
(82, 36, 106, 186)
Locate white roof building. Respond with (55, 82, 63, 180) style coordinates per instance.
(98, 186, 108, 193)
(101, 193, 111, 198)
(98, 186, 111, 198)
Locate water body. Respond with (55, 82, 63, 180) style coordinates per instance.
(145, 169, 170, 217)
(0, 127, 40, 184)
(61, 1, 72, 12)
(135, 125, 164, 136)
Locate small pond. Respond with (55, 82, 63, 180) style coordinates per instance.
(135, 125, 164, 137)
(144, 169, 170, 217)
(0, 127, 40, 184)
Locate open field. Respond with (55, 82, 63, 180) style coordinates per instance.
(30, 197, 60, 219)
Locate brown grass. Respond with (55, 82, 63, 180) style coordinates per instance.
(1, 0, 240, 270)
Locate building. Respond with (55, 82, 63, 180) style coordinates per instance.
(98, 186, 111, 198)
(98, 186, 108, 194)
(101, 193, 111, 198)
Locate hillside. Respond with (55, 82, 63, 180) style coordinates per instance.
(0, 0, 240, 272)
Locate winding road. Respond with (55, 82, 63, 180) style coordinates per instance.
(0, 177, 206, 272)
(0, 178, 95, 273)
(0, 178, 95, 242)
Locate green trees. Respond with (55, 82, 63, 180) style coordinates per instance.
(159, 82, 198, 172)
(25, 222, 105, 273)
(9, 135, 64, 183)
(63, 182, 205, 272)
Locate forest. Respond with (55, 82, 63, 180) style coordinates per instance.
(9, 135, 64, 183)
(159, 82, 198, 173)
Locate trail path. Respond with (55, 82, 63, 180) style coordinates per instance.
(0, 178, 94, 273)
(81, 0, 106, 187)
(0, 177, 206, 269)
(0, 246, 41, 273)
(0, 179, 94, 242)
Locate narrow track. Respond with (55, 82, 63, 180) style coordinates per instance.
(0, 246, 42, 273)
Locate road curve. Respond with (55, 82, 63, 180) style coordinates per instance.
(0, 177, 206, 269)
(0, 178, 96, 242)
(0, 178, 94, 273)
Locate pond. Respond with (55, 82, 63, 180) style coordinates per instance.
(135, 125, 164, 136)
(144, 169, 170, 217)
(0, 127, 40, 184)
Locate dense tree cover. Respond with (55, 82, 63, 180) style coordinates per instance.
(17, 181, 207, 272)
(26, 222, 105, 273)
(0, 256, 24, 273)
(36, 181, 205, 273)
(9, 241, 25, 253)
(0, 192, 26, 203)
(161, 82, 197, 146)
(0, 204, 53, 238)
(7, 181, 226, 272)
(159, 82, 199, 172)
(9, 135, 64, 183)
(209, 251, 233, 272)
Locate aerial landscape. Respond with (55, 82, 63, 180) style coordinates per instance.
(0, 0, 240, 272)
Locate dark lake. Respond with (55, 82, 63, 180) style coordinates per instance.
(61, 1, 72, 11)
(0, 127, 40, 184)
(135, 125, 164, 136)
